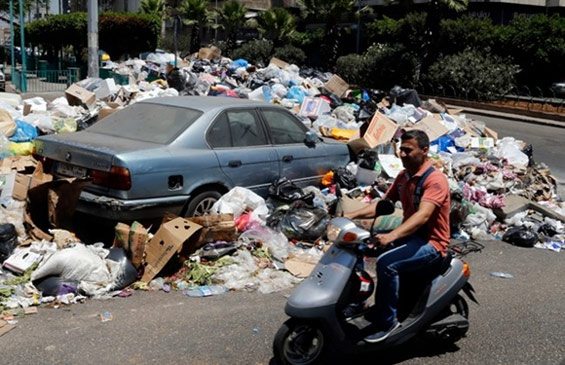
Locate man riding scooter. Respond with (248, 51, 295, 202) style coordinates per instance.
(345, 129, 451, 343)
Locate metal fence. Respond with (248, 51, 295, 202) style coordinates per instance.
(12, 68, 80, 93)
(416, 82, 565, 113)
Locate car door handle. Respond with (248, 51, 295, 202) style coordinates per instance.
(228, 160, 242, 167)
(282, 155, 294, 163)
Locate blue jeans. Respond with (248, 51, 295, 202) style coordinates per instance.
(373, 235, 441, 328)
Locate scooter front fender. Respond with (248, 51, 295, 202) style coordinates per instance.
(285, 244, 357, 319)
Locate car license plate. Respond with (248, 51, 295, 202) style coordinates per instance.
(56, 162, 87, 178)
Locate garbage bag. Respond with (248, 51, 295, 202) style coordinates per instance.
(389, 86, 422, 107)
(450, 193, 469, 234)
(106, 247, 137, 290)
(0, 109, 16, 137)
(0, 223, 17, 264)
(198, 241, 238, 260)
(278, 207, 330, 241)
(33, 276, 78, 297)
(8, 120, 38, 142)
(357, 149, 378, 170)
(286, 86, 306, 104)
(211, 186, 267, 219)
(502, 227, 539, 248)
(268, 177, 313, 204)
(333, 167, 358, 190)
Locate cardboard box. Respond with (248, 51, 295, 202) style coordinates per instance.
(484, 126, 498, 140)
(129, 221, 149, 269)
(94, 78, 117, 99)
(0, 159, 53, 201)
(404, 116, 449, 142)
(299, 97, 331, 119)
(113, 222, 130, 249)
(3, 247, 42, 274)
(197, 47, 221, 60)
(65, 84, 96, 109)
(347, 111, 398, 153)
(184, 214, 237, 255)
(98, 107, 119, 120)
(470, 137, 495, 149)
(141, 217, 202, 283)
(269, 57, 289, 69)
(323, 74, 349, 97)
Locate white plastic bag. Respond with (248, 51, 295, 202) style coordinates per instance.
(238, 224, 289, 261)
(495, 137, 528, 167)
(211, 187, 266, 219)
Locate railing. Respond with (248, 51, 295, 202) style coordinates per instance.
(415, 82, 565, 113)
(12, 68, 80, 93)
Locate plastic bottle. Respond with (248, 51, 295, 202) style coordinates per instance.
(185, 285, 227, 297)
(489, 272, 515, 279)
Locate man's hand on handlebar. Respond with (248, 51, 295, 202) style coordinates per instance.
(374, 232, 397, 247)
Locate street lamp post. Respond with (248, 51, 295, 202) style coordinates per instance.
(9, 0, 15, 78)
(18, 0, 26, 92)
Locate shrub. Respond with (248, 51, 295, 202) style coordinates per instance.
(438, 16, 499, 56)
(335, 53, 368, 87)
(229, 39, 273, 65)
(423, 48, 520, 100)
(272, 45, 306, 66)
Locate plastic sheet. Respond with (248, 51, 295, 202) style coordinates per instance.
(238, 225, 289, 261)
(9, 120, 38, 142)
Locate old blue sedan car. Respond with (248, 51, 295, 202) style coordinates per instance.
(35, 96, 350, 222)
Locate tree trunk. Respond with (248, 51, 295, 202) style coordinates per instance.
(190, 24, 201, 54)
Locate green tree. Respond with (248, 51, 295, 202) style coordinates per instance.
(254, 7, 296, 48)
(180, 0, 212, 54)
(139, 0, 167, 39)
(296, 0, 357, 66)
(214, 0, 248, 53)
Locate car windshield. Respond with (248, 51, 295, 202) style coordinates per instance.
(87, 103, 203, 144)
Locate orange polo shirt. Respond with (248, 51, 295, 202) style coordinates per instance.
(385, 160, 451, 256)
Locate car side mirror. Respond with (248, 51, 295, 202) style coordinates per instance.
(304, 130, 319, 145)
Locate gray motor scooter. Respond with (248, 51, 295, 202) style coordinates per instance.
(273, 200, 478, 365)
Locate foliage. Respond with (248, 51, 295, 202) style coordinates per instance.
(335, 44, 419, 89)
(26, 12, 161, 60)
(272, 45, 307, 66)
(367, 13, 426, 53)
(254, 7, 296, 47)
(423, 48, 520, 101)
(158, 33, 192, 54)
(438, 16, 498, 55)
(500, 14, 565, 87)
(139, 0, 166, 17)
(230, 39, 273, 65)
(214, 0, 247, 52)
(180, 0, 212, 53)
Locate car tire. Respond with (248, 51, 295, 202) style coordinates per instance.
(185, 190, 222, 217)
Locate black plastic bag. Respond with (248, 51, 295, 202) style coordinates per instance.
(502, 227, 539, 248)
(199, 241, 238, 260)
(522, 144, 535, 167)
(107, 247, 138, 290)
(357, 149, 378, 170)
(268, 177, 312, 203)
(450, 192, 469, 234)
(333, 167, 358, 190)
(0, 223, 17, 264)
(278, 207, 330, 241)
(33, 276, 78, 297)
(389, 86, 422, 107)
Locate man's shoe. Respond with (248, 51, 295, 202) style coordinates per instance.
(364, 321, 400, 343)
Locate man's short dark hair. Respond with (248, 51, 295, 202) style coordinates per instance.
(401, 130, 430, 149)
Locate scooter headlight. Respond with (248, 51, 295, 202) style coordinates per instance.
(326, 223, 341, 241)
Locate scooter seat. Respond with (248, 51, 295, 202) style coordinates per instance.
(438, 252, 452, 276)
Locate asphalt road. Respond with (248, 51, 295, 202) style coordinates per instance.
(1, 113, 564, 364)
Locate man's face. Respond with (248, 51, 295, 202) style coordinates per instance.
(399, 138, 428, 172)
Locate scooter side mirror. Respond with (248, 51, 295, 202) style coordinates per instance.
(375, 199, 395, 217)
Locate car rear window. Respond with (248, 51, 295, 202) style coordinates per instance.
(87, 103, 203, 144)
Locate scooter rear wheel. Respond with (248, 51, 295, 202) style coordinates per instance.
(273, 319, 326, 365)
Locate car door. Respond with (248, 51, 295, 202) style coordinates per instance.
(260, 108, 332, 187)
(207, 108, 279, 196)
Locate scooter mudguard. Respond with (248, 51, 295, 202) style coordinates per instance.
(285, 244, 357, 318)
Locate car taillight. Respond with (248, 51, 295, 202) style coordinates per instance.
(92, 166, 131, 190)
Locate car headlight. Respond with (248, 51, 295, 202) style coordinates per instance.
(326, 223, 341, 241)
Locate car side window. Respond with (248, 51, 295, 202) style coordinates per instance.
(226, 110, 267, 147)
(262, 110, 306, 145)
(207, 113, 231, 148)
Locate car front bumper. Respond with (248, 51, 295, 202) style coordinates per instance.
(77, 191, 190, 221)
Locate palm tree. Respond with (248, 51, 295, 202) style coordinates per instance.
(139, 0, 167, 39)
(180, 0, 211, 54)
(254, 7, 296, 48)
(214, 0, 247, 53)
(297, 0, 357, 66)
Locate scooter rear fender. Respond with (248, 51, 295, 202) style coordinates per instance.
(285, 243, 357, 318)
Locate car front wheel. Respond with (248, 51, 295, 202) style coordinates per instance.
(185, 190, 222, 217)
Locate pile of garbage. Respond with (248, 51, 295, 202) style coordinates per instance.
(0, 48, 564, 331)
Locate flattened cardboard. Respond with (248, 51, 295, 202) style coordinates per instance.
(347, 111, 398, 153)
(197, 47, 221, 60)
(183, 214, 236, 256)
(0, 159, 53, 201)
(269, 57, 289, 69)
(404, 116, 449, 142)
(112, 222, 130, 249)
(0, 320, 15, 337)
(284, 257, 316, 278)
(141, 218, 202, 283)
(65, 84, 96, 109)
(484, 126, 498, 140)
(98, 107, 119, 121)
(323, 74, 349, 97)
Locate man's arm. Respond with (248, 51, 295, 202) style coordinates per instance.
(375, 201, 436, 246)
(344, 201, 378, 219)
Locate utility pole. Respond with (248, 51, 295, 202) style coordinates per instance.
(87, 0, 99, 78)
(18, 0, 26, 92)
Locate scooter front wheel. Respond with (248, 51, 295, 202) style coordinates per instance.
(273, 319, 327, 365)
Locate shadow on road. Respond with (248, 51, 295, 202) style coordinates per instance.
(268, 337, 462, 365)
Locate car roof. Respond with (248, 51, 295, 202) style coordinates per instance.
(140, 96, 275, 112)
